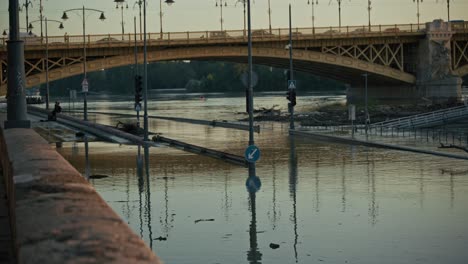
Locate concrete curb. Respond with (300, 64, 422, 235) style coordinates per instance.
(0, 127, 162, 263)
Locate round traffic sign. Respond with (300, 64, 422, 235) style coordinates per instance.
(244, 145, 261, 163)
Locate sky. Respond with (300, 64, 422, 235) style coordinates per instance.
(1, 0, 468, 37)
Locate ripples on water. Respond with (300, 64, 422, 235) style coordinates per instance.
(57, 94, 468, 264)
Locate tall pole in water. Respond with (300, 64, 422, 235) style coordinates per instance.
(5, 0, 31, 129)
(288, 4, 295, 130)
(247, 0, 256, 178)
(61, 7, 106, 121)
(363, 73, 369, 134)
(143, 0, 149, 140)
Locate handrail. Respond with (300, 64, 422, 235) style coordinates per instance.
(0, 22, 430, 47)
(371, 105, 468, 129)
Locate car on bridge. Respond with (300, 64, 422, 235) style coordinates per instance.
(209, 31, 230, 39)
(252, 29, 274, 37)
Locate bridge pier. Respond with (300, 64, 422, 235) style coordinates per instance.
(415, 19, 462, 104)
(348, 19, 464, 105)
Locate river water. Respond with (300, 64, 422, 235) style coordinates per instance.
(55, 93, 468, 264)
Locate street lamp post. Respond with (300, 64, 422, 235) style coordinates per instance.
(28, 18, 64, 110)
(5, 0, 30, 129)
(215, 0, 228, 32)
(413, 0, 423, 29)
(307, 0, 318, 34)
(268, 0, 272, 34)
(115, 0, 129, 37)
(331, 0, 349, 29)
(61, 6, 106, 121)
(246, 0, 256, 178)
(143, 0, 174, 141)
(235, 0, 247, 36)
(134, 0, 144, 40)
(362, 73, 369, 134)
(288, 4, 295, 130)
(367, 0, 372, 31)
(20, 0, 33, 32)
(158, 0, 175, 39)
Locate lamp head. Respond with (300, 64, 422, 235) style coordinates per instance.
(165, 0, 175, 6)
(2, 30, 7, 37)
(59, 23, 64, 30)
(61, 12, 69, 20)
(28, 23, 33, 30)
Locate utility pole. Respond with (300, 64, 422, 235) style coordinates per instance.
(5, 0, 31, 129)
(288, 4, 295, 130)
(413, 0, 423, 29)
(39, 0, 43, 40)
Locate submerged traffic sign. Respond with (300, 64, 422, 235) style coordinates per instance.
(288, 80, 296, 89)
(244, 145, 261, 163)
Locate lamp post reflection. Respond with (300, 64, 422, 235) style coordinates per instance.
(288, 136, 299, 263)
(246, 174, 262, 264)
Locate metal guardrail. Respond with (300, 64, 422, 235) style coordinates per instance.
(370, 105, 468, 129)
(0, 22, 435, 48)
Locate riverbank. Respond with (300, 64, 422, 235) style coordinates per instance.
(244, 101, 466, 126)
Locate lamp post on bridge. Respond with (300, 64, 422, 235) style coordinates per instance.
(215, 0, 228, 32)
(236, 0, 247, 36)
(307, 0, 318, 34)
(115, 0, 129, 37)
(61, 6, 106, 121)
(268, 0, 272, 34)
(367, 0, 372, 31)
(28, 18, 64, 110)
(412, 0, 423, 30)
(331, 0, 348, 29)
(19, 0, 33, 33)
(133, 0, 145, 40)
(159, 0, 174, 39)
(437, 0, 452, 22)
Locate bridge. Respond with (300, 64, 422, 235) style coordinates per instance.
(1, 20, 468, 102)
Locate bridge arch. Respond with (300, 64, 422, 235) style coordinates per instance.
(455, 65, 468, 78)
(1, 46, 416, 94)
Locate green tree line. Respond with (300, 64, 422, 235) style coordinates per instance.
(46, 61, 345, 96)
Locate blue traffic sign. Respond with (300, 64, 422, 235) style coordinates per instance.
(246, 176, 262, 193)
(244, 145, 261, 163)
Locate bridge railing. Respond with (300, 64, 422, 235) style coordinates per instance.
(0, 22, 430, 48)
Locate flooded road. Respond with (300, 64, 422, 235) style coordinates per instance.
(56, 93, 468, 264)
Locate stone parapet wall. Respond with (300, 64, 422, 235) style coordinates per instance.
(0, 127, 161, 264)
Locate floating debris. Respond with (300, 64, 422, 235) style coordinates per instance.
(269, 243, 280, 249)
(194, 218, 215, 224)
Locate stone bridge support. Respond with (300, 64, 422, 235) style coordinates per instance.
(348, 20, 464, 104)
(416, 20, 462, 103)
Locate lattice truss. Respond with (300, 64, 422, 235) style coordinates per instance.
(452, 40, 468, 70)
(0, 56, 84, 86)
(321, 43, 404, 71)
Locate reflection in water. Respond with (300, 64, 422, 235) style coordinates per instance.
(341, 155, 346, 213)
(137, 146, 144, 238)
(450, 173, 455, 209)
(268, 157, 280, 230)
(159, 170, 175, 237)
(143, 146, 154, 249)
(314, 154, 320, 212)
(246, 176, 262, 264)
(84, 136, 90, 179)
(289, 137, 299, 263)
(366, 150, 379, 226)
(419, 163, 425, 209)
